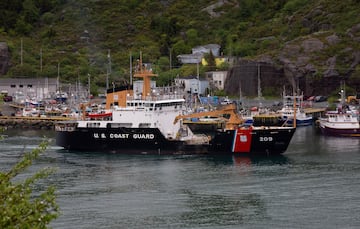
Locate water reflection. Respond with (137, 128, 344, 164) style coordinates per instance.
(318, 135, 360, 152)
(202, 154, 289, 167)
(180, 191, 267, 227)
(3, 128, 360, 228)
(3, 128, 56, 139)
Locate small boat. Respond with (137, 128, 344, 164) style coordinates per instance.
(279, 107, 313, 126)
(318, 88, 360, 137)
(318, 109, 360, 137)
(55, 92, 68, 103)
(318, 90, 360, 137)
(220, 96, 232, 105)
(87, 111, 113, 119)
(278, 91, 313, 126)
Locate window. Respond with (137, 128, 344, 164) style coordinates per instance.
(108, 123, 132, 128)
(86, 122, 101, 128)
(139, 123, 151, 128)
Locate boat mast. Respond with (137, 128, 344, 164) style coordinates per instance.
(257, 64, 262, 99)
(293, 90, 297, 128)
(133, 52, 157, 98)
(340, 80, 346, 105)
(239, 77, 242, 101)
(257, 63, 263, 108)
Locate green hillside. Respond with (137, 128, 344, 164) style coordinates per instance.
(1, 0, 360, 95)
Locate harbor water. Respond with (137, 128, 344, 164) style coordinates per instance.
(1, 127, 360, 228)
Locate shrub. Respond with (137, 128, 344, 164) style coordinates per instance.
(0, 139, 59, 228)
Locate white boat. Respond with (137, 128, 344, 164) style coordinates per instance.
(318, 107, 360, 137)
(318, 90, 360, 137)
(55, 92, 68, 103)
(278, 92, 313, 126)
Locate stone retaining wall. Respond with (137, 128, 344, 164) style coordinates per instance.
(0, 118, 55, 129)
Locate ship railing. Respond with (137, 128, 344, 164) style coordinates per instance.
(55, 125, 76, 132)
(127, 94, 184, 102)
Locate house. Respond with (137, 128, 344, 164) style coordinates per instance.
(0, 77, 58, 99)
(205, 71, 228, 90)
(174, 76, 209, 95)
(176, 53, 203, 64)
(192, 44, 220, 56)
(177, 44, 220, 64)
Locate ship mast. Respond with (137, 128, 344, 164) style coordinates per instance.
(133, 52, 157, 98)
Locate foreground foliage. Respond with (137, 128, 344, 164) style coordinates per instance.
(0, 140, 59, 228)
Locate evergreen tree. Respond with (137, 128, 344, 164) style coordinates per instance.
(205, 50, 216, 71)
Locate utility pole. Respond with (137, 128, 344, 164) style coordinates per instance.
(197, 61, 200, 94)
(20, 38, 23, 66)
(106, 49, 111, 90)
(57, 62, 60, 91)
(108, 49, 112, 74)
(88, 74, 91, 100)
(169, 48, 172, 70)
(40, 48, 42, 72)
(129, 51, 132, 85)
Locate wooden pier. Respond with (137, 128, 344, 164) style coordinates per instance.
(304, 107, 327, 118)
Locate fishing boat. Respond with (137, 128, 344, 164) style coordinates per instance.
(278, 92, 313, 126)
(318, 109, 360, 137)
(55, 91, 68, 103)
(55, 55, 296, 155)
(318, 90, 360, 137)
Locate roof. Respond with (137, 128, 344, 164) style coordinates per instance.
(0, 77, 58, 86)
(176, 75, 199, 80)
(193, 44, 220, 50)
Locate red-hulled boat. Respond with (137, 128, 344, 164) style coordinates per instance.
(87, 111, 112, 119)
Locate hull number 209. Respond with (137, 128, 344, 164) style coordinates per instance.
(259, 136, 273, 142)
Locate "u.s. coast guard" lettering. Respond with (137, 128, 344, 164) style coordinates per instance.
(109, 133, 129, 138)
(93, 133, 154, 139)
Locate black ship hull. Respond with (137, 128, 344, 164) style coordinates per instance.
(56, 126, 296, 155)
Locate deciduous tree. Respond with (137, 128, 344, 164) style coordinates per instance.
(0, 138, 59, 228)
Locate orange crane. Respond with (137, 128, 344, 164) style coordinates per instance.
(347, 94, 360, 104)
(173, 104, 244, 130)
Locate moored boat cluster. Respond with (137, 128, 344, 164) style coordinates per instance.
(1, 58, 359, 155)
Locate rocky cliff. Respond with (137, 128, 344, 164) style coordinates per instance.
(226, 23, 360, 97)
(0, 42, 9, 75)
(225, 61, 288, 97)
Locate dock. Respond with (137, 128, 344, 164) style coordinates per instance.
(304, 107, 326, 118)
(0, 116, 75, 130)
